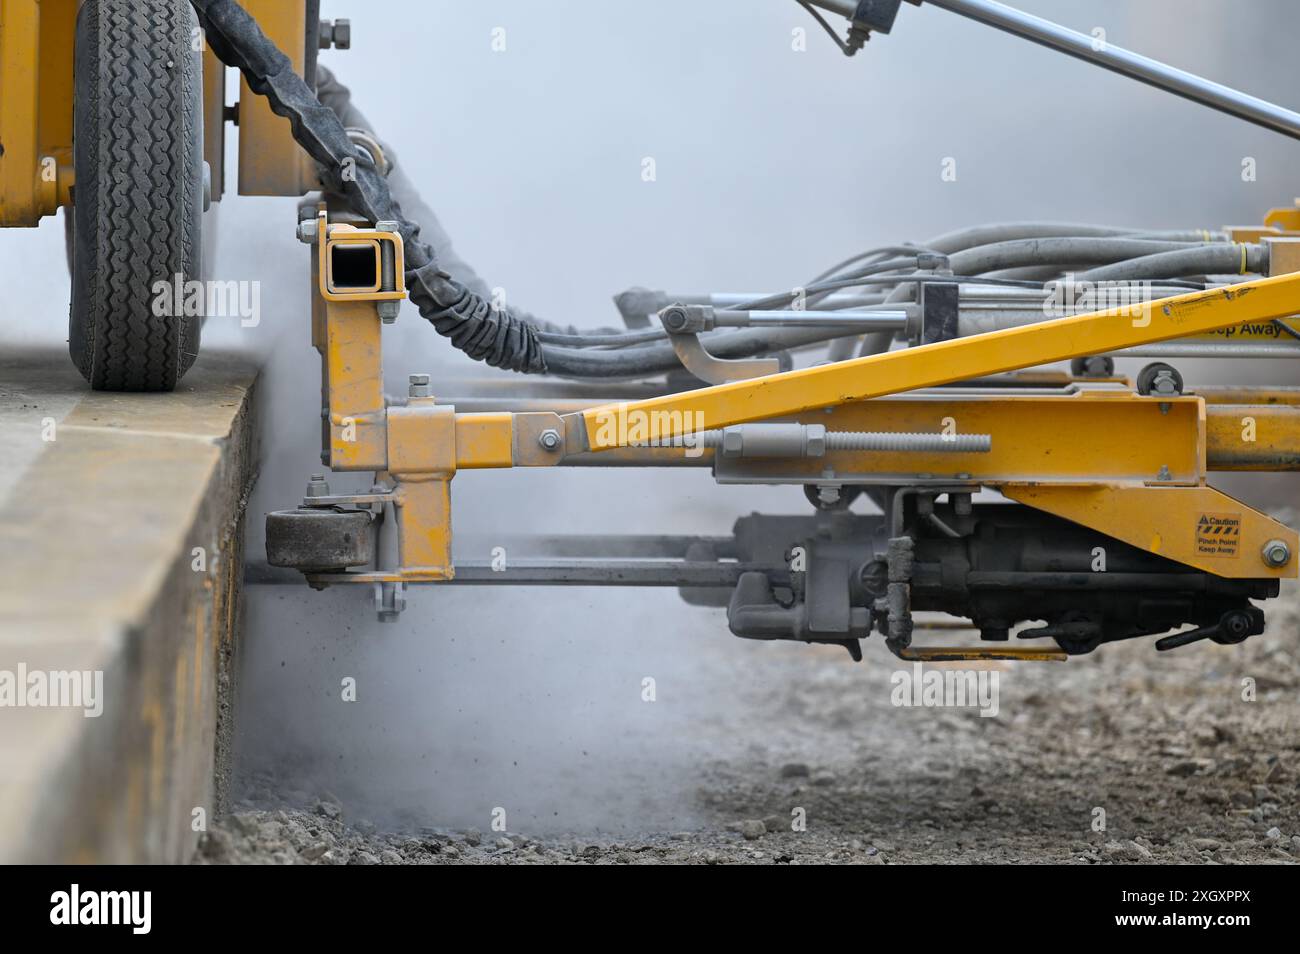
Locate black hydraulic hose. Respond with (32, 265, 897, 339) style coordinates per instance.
(191, 0, 550, 372)
(536, 328, 668, 347)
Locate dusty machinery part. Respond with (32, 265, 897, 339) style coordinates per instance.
(266, 508, 376, 573)
(69, 0, 204, 391)
(1070, 356, 1115, 378)
(713, 505, 1277, 658)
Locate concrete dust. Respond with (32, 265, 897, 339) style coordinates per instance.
(205, 575, 1300, 864)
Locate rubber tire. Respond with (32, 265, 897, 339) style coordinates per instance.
(69, 0, 203, 391)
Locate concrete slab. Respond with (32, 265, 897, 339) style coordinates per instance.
(0, 347, 258, 862)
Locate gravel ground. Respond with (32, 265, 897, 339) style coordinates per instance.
(198, 576, 1300, 865)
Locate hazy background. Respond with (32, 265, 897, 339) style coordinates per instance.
(2, 0, 1296, 832)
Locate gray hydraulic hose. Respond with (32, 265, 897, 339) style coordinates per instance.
(924, 222, 1134, 254)
(543, 323, 868, 378)
(948, 237, 1214, 276)
(1078, 244, 1265, 282)
(921, 222, 1224, 255)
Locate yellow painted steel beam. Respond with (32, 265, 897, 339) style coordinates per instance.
(570, 272, 1300, 451)
(237, 0, 318, 196)
(0, 0, 42, 226)
(454, 413, 514, 469)
(1264, 202, 1300, 231)
(1197, 386, 1300, 406)
(1002, 484, 1296, 579)
(713, 391, 1204, 486)
(1206, 404, 1300, 471)
(202, 47, 226, 203)
(396, 478, 454, 578)
(444, 392, 1300, 477)
(321, 298, 386, 470)
(0, 0, 74, 225)
(896, 646, 1067, 662)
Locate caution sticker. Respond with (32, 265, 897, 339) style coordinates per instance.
(1194, 318, 1300, 341)
(1196, 512, 1241, 558)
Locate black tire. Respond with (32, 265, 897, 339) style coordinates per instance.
(70, 0, 203, 391)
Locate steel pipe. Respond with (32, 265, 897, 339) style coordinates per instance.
(927, 0, 1300, 140)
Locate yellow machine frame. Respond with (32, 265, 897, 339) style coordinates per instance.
(305, 208, 1300, 601)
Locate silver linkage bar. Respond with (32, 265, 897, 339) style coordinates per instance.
(651, 423, 992, 458)
(805, 0, 1300, 141)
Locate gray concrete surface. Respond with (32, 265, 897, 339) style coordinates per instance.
(0, 347, 258, 863)
(209, 571, 1300, 865)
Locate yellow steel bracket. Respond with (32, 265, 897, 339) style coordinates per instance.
(1002, 484, 1295, 580)
(310, 208, 456, 582)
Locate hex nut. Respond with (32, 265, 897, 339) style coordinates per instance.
(408, 373, 432, 398)
(1262, 539, 1291, 568)
(805, 424, 827, 458)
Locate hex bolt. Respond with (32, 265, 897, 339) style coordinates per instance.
(319, 18, 351, 50)
(817, 485, 842, 505)
(296, 219, 318, 245)
(305, 473, 330, 498)
(375, 220, 400, 322)
(1262, 539, 1291, 568)
(1152, 371, 1179, 396)
(408, 373, 432, 399)
(538, 428, 562, 452)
